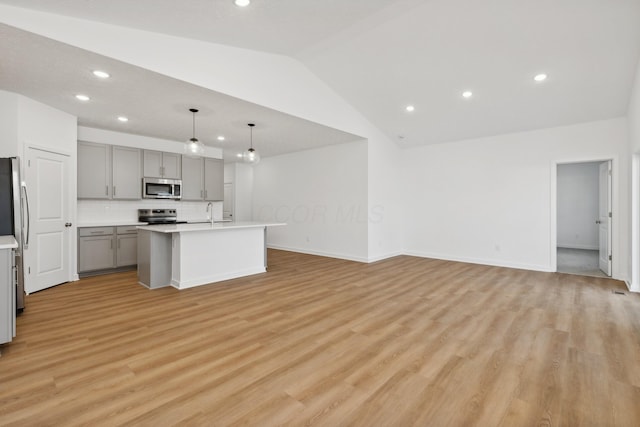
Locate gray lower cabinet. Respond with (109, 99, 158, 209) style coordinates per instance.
(78, 226, 138, 275)
(116, 226, 138, 267)
(78, 227, 115, 272)
(0, 248, 15, 346)
(137, 229, 172, 289)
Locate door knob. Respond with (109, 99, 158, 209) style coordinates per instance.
(65, 222, 72, 227)
(595, 220, 601, 224)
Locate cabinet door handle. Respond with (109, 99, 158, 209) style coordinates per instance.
(106, 185, 108, 196)
(113, 186, 116, 196)
(118, 239, 120, 249)
(204, 190, 208, 199)
(200, 190, 203, 198)
(110, 239, 113, 249)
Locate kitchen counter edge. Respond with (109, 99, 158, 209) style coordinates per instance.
(137, 221, 286, 233)
(0, 235, 18, 249)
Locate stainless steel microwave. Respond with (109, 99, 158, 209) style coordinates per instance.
(142, 177, 182, 200)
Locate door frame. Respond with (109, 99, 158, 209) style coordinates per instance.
(551, 156, 617, 277)
(22, 143, 77, 292)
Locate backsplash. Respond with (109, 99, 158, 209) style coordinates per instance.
(77, 199, 224, 224)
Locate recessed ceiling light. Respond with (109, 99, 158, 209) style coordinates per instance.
(462, 91, 473, 99)
(235, 0, 250, 6)
(75, 94, 90, 101)
(117, 116, 129, 122)
(217, 136, 225, 141)
(92, 70, 110, 79)
(405, 105, 415, 112)
(534, 73, 548, 82)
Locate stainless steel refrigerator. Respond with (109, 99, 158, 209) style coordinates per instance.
(0, 157, 26, 312)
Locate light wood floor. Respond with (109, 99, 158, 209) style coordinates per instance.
(1, 250, 640, 426)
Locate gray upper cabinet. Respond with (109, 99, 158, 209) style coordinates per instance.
(112, 146, 141, 200)
(204, 158, 224, 201)
(78, 142, 141, 200)
(78, 141, 110, 199)
(143, 150, 181, 179)
(181, 156, 205, 200)
(162, 153, 181, 179)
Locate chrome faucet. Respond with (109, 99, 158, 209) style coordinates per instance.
(206, 202, 214, 225)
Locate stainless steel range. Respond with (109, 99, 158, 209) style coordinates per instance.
(138, 209, 186, 225)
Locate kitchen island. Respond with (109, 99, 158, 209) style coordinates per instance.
(137, 222, 285, 290)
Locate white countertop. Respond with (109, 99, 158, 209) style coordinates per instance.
(137, 221, 286, 233)
(77, 221, 146, 227)
(0, 235, 18, 249)
(77, 220, 232, 228)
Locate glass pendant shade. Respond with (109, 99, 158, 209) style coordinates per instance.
(184, 108, 205, 158)
(242, 147, 260, 164)
(242, 123, 260, 164)
(185, 137, 205, 157)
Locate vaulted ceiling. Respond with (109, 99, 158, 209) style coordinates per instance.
(1, 0, 639, 156)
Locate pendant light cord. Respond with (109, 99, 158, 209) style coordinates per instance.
(189, 108, 199, 142)
(248, 123, 255, 150)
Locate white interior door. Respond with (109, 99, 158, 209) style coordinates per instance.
(24, 148, 70, 293)
(598, 161, 612, 276)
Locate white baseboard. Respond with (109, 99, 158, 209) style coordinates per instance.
(267, 244, 369, 263)
(404, 250, 553, 272)
(367, 251, 404, 263)
(626, 280, 640, 293)
(557, 244, 599, 250)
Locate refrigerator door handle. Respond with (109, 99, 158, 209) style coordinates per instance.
(22, 184, 30, 249)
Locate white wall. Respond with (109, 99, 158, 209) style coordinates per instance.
(628, 57, 640, 291)
(557, 162, 600, 250)
(0, 91, 19, 158)
(234, 163, 254, 222)
(253, 141, 368, 262)
(367, 131, 404, 261)
(223, 162, 254, 222)
(630, 60, 640, 154)
(0, 91, 77, 158)
(18, 96, 78, 155)
(402, 118, 629, 280)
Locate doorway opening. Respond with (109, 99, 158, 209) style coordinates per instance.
(556, 160, 611, 278)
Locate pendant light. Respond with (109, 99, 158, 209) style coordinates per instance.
(242, 123, 260, 164)
(184, 108, 205, 157)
